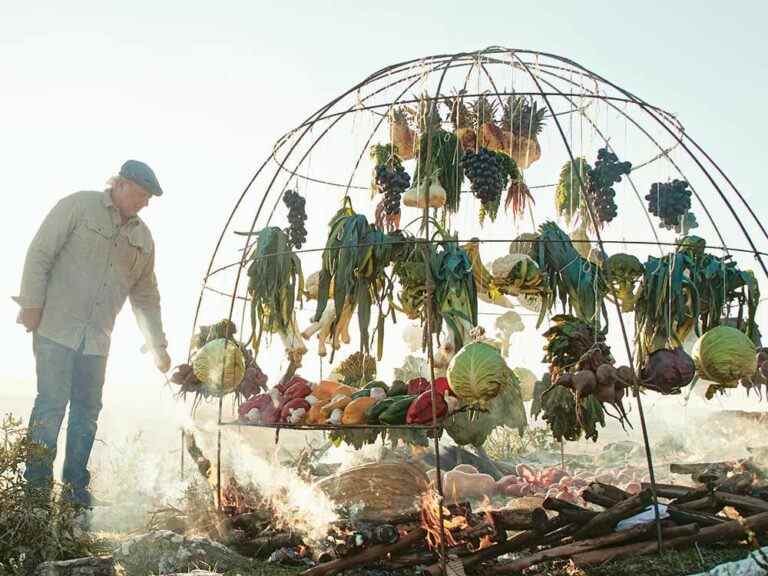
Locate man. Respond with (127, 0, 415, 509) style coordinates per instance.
(15, 159, 171, 508)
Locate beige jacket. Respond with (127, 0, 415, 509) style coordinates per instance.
(15, 190, 167, 356)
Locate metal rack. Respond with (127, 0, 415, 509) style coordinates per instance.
(185, 47, 768, 571)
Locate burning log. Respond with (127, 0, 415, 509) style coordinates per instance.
(487, 520, 684, 574)
(574, 511, 768, 566)
(573, 488, 653, 539)
(581, 482, 631, 508)
(299, 527, 426, 576)
(489, 507, 550, 531)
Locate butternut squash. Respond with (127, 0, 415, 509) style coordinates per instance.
(321, 393, 353, 419)
(306, 399, 330, 424)
(341, 397, 377, 425)
(313, 380, 341, 401)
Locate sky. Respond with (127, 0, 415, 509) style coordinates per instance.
(2, 0, 768, 433)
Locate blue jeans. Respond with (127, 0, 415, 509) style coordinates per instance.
(25, 334, 107, 507)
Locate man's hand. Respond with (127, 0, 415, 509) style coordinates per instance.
(16, 308, 42, 332)
(152, 348, 172, 373)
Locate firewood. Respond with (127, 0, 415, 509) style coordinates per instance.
(572, 524, 700, 565)
(714, 491, 768, 516)
(573, 489, 653, 539)
(489, 507, 546, 531)
(543, 497, 598, 523)
(228, 531, 302, 558)
(487, 520, 672, 574)
(666, 506, 727, 527)
(575, 512, 768, 566)
(641, 482, 707, 501)
(300, 527, 426, 576)
(676, 494, 723, 514)
(582, 482, 631, 508)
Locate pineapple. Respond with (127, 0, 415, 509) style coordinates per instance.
(444, 91, 477, 151)
(412, 94, 442, 135)
(502, 95, 547, 169)
(470, 94, 505, 152)
(389, 107, 417, 160)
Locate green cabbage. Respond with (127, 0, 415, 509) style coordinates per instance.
(447, 341, 511, 409)
(192, 338, 246, 396)
(692, 326, 756, 388)
(444, 369, 526, 447)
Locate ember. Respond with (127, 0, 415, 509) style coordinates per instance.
(419, 488, 469, 549)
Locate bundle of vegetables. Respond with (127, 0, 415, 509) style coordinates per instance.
(430, 233, 478, 353)
(501, 95, 547, 169)
(693, 325, 757, 398)
(646, 179, 693, 230)
(246, 227, 305, 361)
(392, 234, 432, 319)
(444, 368, 527, 447)
(370, 143, 409, 232)
(497, 151, 533, 220)
(406, 129, 462, 212)
(584, 147, 632, 230)
(469, 93, 506, 152)
(532, 221, 608, 328)
(555, 158, 591, 225)
(639, 347, 695, 395)
(677, 237, 761, 343)
(542, 314, 612, 382)
(633, 250, 699, 365)
(314, 204, 398, 360)
(334, 351, 377, 388)
(535, 384, 584, 442)
(444, 90, 476, 151)
(462, 240, 543, 306)
(605, 253, 644, 312)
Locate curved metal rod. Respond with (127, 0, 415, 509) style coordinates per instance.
(511, 47, 768, 279)
(507, 48, 665, 553)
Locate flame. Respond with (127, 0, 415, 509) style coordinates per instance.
(478, 535, 494, 550)
(419, 489, 468, 549)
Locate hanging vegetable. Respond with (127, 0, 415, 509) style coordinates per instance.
(446, 341, 512, 409)
(246, 227, 306, 362)
(693, 326, 757, 398)
(640, 347, 696, 395)
(605, 253, 644, 312)
(555, 158, 591, 225)
(371, 143, 410, 232)
(542, 315, 612, 382)
(633, 250, 699, 365)
(313, 205, 397, 360)
(532, 221, 607, 328)
(495, 151, 534, 220)
(469, 93, 505, 152)
(388, 106, 417, 160)
(335, 351, 377, 388)
(462, 147, 506, 222)
(283, 190, 308, 249)
(501, 95, 547, 169)
(444, 90, 476, 152)
(407, 128, 462, 212)
(645, 179, 694, 230)
(583, 148, 631, 230)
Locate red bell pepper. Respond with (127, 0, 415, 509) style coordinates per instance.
(433, 377, 450, 396)
(280, 398, 310, 422)
(284, 380, 312, 400)
(238, 393, 272, 420)
(406, 390, 448, 424)
(407, 377, 430, 395)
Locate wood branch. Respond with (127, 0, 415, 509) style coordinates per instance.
(543, 497, 599, 523)
(487, 520, 668, 574)
(714, 491, 768, 516)
(184, 432, 212, 480)
(382, 502, 472, 526)
(490, 507, 548, 531)
(670, 462, 732, 476)
(380, 552, 437, 569)
(641, 482, 707, 502)
(300, 527, 426, 576)
(575, 511, 768, 566)
(228, 531, 302, 558)
(573, 524, 699, 566)
(582, 482, 630, 508)
(573, 489, 653, 539)
(666, 506, 727, 528)
(676, 494, 723, 514)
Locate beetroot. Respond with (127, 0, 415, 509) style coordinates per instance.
(280, 398, 310, 422)
(277, 374, 309, 395)
(284, 380, 312, 400)
(407, 377, 431, 395)
(238, 393, 272, 420)
(239, 364, 268, 399)
(640, 347, 695, 394)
